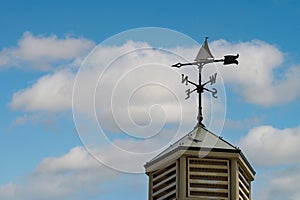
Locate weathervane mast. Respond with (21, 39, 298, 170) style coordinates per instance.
(172, 37, 239, 127)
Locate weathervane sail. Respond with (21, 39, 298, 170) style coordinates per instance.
(195, 37, 214, 62)
(172, 37, 239, 128)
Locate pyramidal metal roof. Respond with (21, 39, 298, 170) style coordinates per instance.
(146, 126, 238, 165)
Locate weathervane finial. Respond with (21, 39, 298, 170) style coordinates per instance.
(172, 37, 239, 128)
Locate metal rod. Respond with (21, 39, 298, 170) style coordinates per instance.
(198, 65, 204, 127)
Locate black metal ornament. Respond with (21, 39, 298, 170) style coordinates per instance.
(172, 37, 239, 127)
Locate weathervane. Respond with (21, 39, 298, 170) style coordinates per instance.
(172, 37, 239, 128)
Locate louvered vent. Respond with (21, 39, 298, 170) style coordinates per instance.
(152, 161, 177, 200)
(238, 165, 250, 200)
(187, 157, 230, 199)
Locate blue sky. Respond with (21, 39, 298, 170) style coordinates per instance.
(1, 0, 300, 199)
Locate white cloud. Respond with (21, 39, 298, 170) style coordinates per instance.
(9, 40, 228, 130)
(0, 32, 95, 70)
(9, 70, 74, 112)
(9, 39, 300, 133)
(239, 125, 300, 167)
(35, 146, 100, 173)
(211, 39, 300, 106)
(255, 166, 300, 200)
(0, 146, 119, 200)
(10, 39, 300, 115)
(11, 113, 52, 131)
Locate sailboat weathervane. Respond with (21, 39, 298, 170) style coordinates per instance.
(172, 37, 239, 128)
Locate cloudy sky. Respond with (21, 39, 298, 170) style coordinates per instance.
(1, 0, 300, 199)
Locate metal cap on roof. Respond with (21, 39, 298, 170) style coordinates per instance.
(147, 126, 236, 163)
